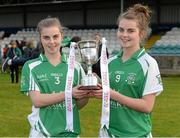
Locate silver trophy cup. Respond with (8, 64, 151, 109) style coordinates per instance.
(77, 40, 100, 90)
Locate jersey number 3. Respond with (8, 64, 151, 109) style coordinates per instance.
(55, 76, 60, 85)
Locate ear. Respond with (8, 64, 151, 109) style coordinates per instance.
(61, 32, 64, 39)
(139, 31, 145, 41)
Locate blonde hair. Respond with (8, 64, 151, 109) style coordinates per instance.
(117, 4, 151, 41)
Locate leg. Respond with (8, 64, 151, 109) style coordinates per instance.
(10, 65, 14, 83)
(14, 65, 19, 83)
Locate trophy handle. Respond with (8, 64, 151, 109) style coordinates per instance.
(76, 43, 83, 63)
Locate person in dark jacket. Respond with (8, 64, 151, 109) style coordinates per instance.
(6, 40, 22, 83)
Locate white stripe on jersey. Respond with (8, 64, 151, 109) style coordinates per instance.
(28, 60, 42, 91)
(38, 118, 51, 136)
(138, 53, 149, 76)
(108, 54, 118, 64)
(27, 61, 42, 136)
(138, 53, 163, 96)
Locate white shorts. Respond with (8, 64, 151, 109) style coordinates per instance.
(99, 128, 153, 138)
(29, 127, 44, 138)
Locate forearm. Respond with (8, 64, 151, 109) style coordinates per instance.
(76, 97, 89, 110)
(30, 91, 65, 108)
(110, 89, 156, 113)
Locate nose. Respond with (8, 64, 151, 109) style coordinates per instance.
(121, 31, 128, 37)
(49, 37, 55, 44)
(117, 30, 127, 37)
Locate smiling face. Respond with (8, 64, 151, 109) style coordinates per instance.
(40, 26, 62, 56)
(117, 18, 143, 50)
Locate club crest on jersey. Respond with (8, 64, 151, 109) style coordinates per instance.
(126, 73, 136, 85)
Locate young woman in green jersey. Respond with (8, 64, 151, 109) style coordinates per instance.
(21, 17, 90, 137)
(93, 4, 163, 137)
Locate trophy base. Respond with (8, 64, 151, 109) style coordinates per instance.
(80, 75, 101, 90)
(79, 85, 101, 90)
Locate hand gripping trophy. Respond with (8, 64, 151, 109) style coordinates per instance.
(77, 40, 101, 90)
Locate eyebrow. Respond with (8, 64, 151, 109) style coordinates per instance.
(119, 27, 136, 30)
(42, 33, 60, 38)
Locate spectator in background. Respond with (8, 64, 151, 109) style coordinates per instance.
(61, 35, 81, 58)
(2, 39, 40, 72)
(18, 37, 27, 53)
(2, 44, 8, 59)
(71, 36, 81, 43)
(5, 40, 22, 83)
(92, 32, 109, 78)
(61, 35, 81, 48)
(2, 35, 82, 73)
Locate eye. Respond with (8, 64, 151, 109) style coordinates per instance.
(53, 34, 60, 40)
(42, 36, 50, 40)
(118, 27, 124, 32)
(127, 29, 135, 33)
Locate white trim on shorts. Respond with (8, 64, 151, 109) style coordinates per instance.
(29, 127, 44, 138)
(99, 128, 153, 138)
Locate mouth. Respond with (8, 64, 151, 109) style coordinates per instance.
(47, 45, 58, 51)
(121, 39, 130, 43)
(48, 44, 58, 48)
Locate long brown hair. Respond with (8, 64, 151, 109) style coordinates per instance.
(117, 4, 151, 41)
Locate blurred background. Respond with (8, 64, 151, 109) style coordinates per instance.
(0, 0, 180, 137)
(0, 0, 180, 74)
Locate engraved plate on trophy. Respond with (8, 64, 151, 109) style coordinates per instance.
(77, 40, 100, 90)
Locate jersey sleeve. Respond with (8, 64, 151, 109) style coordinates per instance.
(20, 62, 30, 94)
(20, 62, 40, 95)
(143, 58, 163, 96)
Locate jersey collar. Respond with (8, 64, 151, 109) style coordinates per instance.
(39, 52, 67, 63)
(118, 48, 145, 60)
(131, 48, 145, 60)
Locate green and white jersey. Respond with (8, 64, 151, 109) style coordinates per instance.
(21, 53, 84, 137)
(107, 48, 163, 137)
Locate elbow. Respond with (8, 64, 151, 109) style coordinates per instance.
(33, 103, 42, 108)
(30, 91, 45, 108)
(31, 99, 44, 108)
(143, 107, 153, 113)
(32, 102, 42, 108)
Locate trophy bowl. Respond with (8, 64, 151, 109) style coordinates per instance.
(77, 40, 101, 90)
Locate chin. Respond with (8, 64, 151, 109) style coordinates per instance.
(52, 51, 59, 54)
(122, 44, 130, 47)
